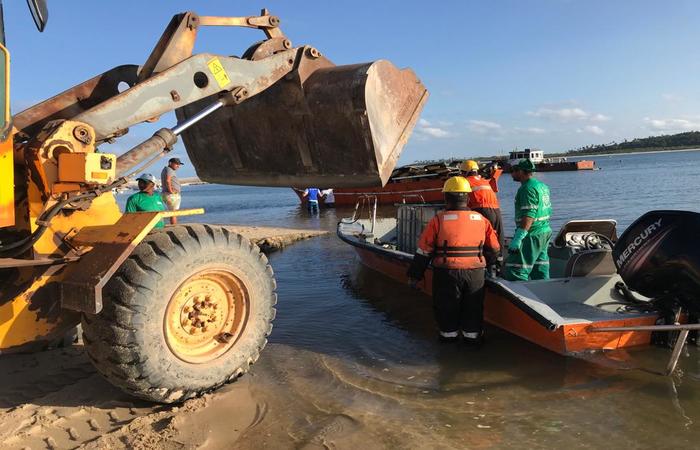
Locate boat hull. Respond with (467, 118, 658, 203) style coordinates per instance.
(342, 234, 656, 356)
(485, 291, 655, 354)
(293, 178, 445, 206)
(501, 160, 596, 172)
(537, 160, 596, 172)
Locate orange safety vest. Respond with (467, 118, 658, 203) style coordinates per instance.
(417, 210, 500, 269)
(466, 170, 502, 209)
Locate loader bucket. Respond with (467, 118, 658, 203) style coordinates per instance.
(176, 55, 428, 188)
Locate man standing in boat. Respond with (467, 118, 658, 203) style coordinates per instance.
(504, 159, 552, 281)
(460, 160, 504, 248)
(407, 176, 501, 344)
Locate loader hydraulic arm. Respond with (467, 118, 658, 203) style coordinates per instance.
(13, 9, 321, 182)
(114, 87, 247, 176)
(74, 49, 298, 142)
(14, 9, 299, 145)
(138, 9, 286, 82)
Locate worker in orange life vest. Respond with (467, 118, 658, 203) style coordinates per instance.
(460, 160, 504, 249)
(407, 176, 501, 344)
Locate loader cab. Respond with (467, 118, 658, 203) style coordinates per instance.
(0, 0, 47, 228)
(0, 0, 48, 132)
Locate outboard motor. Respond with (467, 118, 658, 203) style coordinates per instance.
(613, 210, 700, 318)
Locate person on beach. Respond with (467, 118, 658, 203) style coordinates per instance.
(407, 176, 500, 344)
(503, 159, 552, 281)
(460, 160, 504, 248)
(321, 188, 335, 207)
(161, 157, 183, 225)
(303, 187, 322, 214)
(125, 173, 166, 229)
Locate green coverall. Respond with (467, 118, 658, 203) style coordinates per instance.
(504, 178, 552, 281)
(125, 191, 166, 229)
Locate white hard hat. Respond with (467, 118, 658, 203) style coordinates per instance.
(136, 173, 157, 184)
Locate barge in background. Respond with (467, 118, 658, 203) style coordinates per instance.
(337, 199, 700, 374)
(502, 148, 596, 172)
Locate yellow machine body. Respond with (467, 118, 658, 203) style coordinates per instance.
(0, 137, 12, 228)
(1, 118, 127, 350)
(0, 41, 12, 229)
(58, 152, 116, 184)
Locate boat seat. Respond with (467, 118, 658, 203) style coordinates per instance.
(564, 249, 617, 278)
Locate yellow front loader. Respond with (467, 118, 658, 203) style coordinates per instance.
(0, 2, 427, 402)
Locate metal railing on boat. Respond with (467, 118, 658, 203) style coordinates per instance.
(340, 195, 377, 236)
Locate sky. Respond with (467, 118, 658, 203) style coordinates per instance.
(5, 0, 700, 176)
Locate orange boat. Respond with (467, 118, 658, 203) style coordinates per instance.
(294, 178, 444, 206)
(292, 162, 462, 206)
(337, 204, 700, 370)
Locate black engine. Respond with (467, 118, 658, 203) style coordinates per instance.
(613, 210, 700, 316)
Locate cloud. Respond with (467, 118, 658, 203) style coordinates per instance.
(576, 125, 605, 135)
(590, 113, 611, 122)
(527, 107, 610, 122)
(420, 127, 451, 138)
(644, 117, 700, 132)
(415, 118, 453, 138)
(514, 126, 547, 135)
(467, 120, 503, 134)
(661, 93, 682, 102)
(527, 107, 587, 121)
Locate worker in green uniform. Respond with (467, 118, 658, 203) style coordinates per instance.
(504, 159, 552, 281)
(125, 173, 166, 229)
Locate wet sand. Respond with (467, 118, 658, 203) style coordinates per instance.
(0, 344, 422, 449)
(3, 341, 699, 450)
(0, 225, 332, 450)
(0, 342, 536, 449)
(220, 224, 328, 253)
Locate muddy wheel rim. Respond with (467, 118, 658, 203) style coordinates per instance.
(164, 267, 249, 364)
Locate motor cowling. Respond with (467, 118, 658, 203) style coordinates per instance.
(613, 211, 700, 303)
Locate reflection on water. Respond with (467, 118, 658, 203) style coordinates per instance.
(120, 150, 700, 447)
(265, 235, 700, 447)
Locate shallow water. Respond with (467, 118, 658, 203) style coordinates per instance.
(125, 150, 700, 448)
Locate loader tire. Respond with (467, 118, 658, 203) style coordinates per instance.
(81, 224, 277, 403)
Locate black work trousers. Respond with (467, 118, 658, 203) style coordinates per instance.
(473, 207, 504, 249)
(432, 267, 486, 334)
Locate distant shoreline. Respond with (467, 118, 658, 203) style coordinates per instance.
(460, 147, 700, 166)
(546, 147, 700, 158)
(553, 147, 700, 159)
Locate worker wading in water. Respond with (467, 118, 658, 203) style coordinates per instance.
(407, 176, 500, 344)
(504, 159, 552, 281)
(460, 159, 504, 248)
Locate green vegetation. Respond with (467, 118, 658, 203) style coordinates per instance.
(409, 131, 700, 165)
(559, 131, 700, 156)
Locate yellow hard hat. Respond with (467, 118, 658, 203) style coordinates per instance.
(460, 160, 480, 172)
(442, 176, 472, 193)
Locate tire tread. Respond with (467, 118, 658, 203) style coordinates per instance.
(81, 224, 276, 403)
